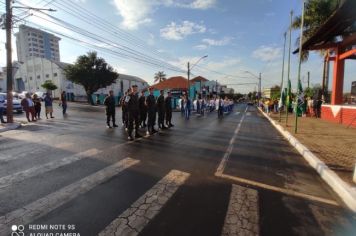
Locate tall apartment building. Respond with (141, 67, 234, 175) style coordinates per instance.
(15, 25, 61, 63)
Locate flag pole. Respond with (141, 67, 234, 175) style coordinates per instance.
(279, 32, 287, 122)
(295, 0, 305, 134)
(286, 10, 293, 126)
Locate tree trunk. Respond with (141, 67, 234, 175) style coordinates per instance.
(87, 92, 94, 105)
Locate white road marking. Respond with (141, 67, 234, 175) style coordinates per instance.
(234, 112, 240, 115)
(217, 173, 339, 206)
(221, 184, 259, 236)
(0, 148, 100, 189)
(99, 170, 190, 236)
(0, 142, 73, 163)
(0, 157, 140, 236)
(216, 106, 247, 176)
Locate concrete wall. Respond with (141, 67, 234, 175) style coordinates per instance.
(321, 105, 356, 127)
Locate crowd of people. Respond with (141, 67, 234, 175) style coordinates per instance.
(104, 85, 235, 141)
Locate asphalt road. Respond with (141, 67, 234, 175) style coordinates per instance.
(0, 102, 355, 236)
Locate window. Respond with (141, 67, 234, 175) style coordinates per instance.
(37, 75, 40, 79)
(28, 43, 31, 46)
(38, 35, 43, 39)
(29, 48, 32, 52)
(46, 74, 49, 78)
(30, 77, 32, 80)
(39, 40, 43, 44)
(29, 53, 32, 56)
(53, 73, 58, 77)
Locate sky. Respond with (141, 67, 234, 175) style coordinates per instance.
(0, 0, 355, 93)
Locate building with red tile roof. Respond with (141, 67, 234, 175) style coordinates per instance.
(152, 76, 194, 90)
(191, 76, 209, 83)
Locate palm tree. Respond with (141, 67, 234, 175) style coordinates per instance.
(154, 71, 167, 83)
(292, 0, 340, 61)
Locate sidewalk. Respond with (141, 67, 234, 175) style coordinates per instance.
(268, 111, 356, 186)
(258, 108, 356, 211)
(0, 122, 22, 133)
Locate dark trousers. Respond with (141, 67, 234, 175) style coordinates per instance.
(122, 108, 128, 126)
(25, 107, 36, 121)
(147, 109, 156, 132)
(0, 107, 5, 123)
(158, 109, 165, 127)
(107, 112, 116, 125)
(140, 110, 147, 126)
(35, 107, 41, 118)
(166, 110, 172, 125)
(62, 104, 67, 115)
(128, 110, 140, 134)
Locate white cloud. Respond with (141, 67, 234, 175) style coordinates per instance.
(252, 45, 282, 62)
(160, 21, 206, 40)
(113, 0, 216, 30)
(202, 37, 232, 46)
(194, 44, 208, 50)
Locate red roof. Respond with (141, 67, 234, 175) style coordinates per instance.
(153, 76, 194, 90)
(191, 76, 208, 82)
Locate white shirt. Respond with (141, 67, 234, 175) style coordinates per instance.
(27, 98, 34, 107)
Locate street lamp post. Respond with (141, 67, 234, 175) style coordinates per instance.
(187, 55, 208, 99)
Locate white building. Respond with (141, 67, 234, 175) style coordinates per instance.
(14, 57, 149, 100)
(15, 25, 61, 63)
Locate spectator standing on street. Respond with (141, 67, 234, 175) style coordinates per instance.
(138, 91, 147, 128)
(157, 90, 167, 129)
(21, 93, 36, 122)
(165, 91, 174, 127)
(146, 87, 157, 135)
(184, 95, 191, 120)
(60, 91, 68, 115)
(104, 90, 118, 128)
(0, 94, 6, 123)
(180, 96, 185, 116)
(44, 93, 54, 119)
(32, 94, 42, 120)
(125, 85, 142, 140)
(120, 90, 129, 129)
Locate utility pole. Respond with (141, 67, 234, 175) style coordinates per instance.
(6, 0, 13, 123)
(307, 71, 310, 88)
(286, 10, 293, 126)
(279, 32, 287, 122)
(187, 62, 190, 99)
(295, 0, 306, 134)
(258, 73, 261, 100)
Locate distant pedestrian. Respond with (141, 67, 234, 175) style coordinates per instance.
(165, 91, 173, 127)
(146, 87, 157, 135)
(60, 91, 67, 115)
(32, 94, 42, 120)
(218, 97, 223, 118)
(184, 95, 191, 120)
(21, 93, 36, 122)
(104, 90, 118, 128)
(120, 90, 129, 129)
(44, 93, 54, 119)
(138, 91, 147, 128)
(180, 96, 185, 116)
(125, 85, 142, 140)
(0, 94, 6, 123)
(157, 90, 167, 129)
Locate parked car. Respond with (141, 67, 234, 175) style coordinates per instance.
(0, 93, 23, 114)
(18, 91, 29, 99)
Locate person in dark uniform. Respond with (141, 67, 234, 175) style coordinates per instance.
(138, 91, 147, 128)
(120, 90, 129, 129)
(165, 91, 174, 127)
(104, 90, 118, 128)
(125, 85, 142, 140)
(157, 90, 167, 129)
(146, 87, 157, 135)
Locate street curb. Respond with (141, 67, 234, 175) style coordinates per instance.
(0, 122, 21, 133)
(257, 107, 356, 212)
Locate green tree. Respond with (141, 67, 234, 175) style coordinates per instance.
(154, 71, 167, 83)
(64, 51, 118, 105)
(292, 0, 340, 61)
(41, 80, 58, 91)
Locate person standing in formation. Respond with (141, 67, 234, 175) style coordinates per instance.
(165, 91, 174, 127)
(44, 93, 54, 119)
(125, 85, 142, 140)
(120, 90, 129, 129)
(146, 87, 157, 135)
(104, 90, 118, 128)
(139, 91, 147, 128)
(157, 90, 167, 130)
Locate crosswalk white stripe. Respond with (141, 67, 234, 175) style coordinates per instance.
(0, 148, 100, 189)
(99, 170, 190, 236)
(0, 157, 140, 236)
(0, 142, 73, 163)
(221, 184, 259, 236)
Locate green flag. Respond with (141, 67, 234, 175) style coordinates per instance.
(297, 78, 305, 114)
(286, 79, 292, 109)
